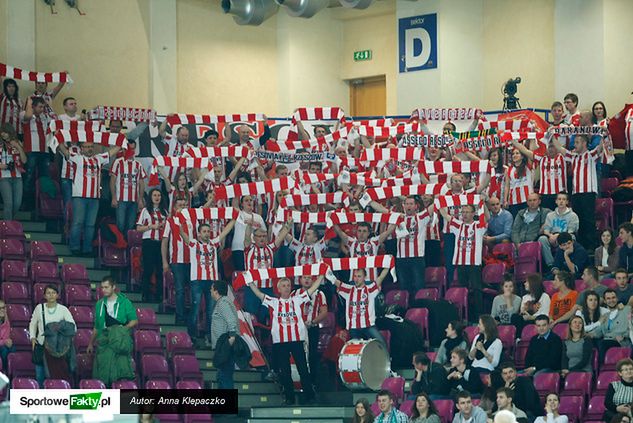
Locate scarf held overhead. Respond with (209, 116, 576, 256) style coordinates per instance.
(166, 113, 265, 126)
(148, 157, 216, 186)
(359, 183, 443, 207)
(175, 207, 240, 225)
(411, 108, 483, 122)
(0, 63, 72, 83)
(88, 106, 157, 123)
(49, 130, 128, 152)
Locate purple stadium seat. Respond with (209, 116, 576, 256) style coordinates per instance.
(513, 257, 537, 284)
(370, 401, 380, 417)
(561, 371, 592, 398)
(183, 414, 214, 423)
(552, 323, 568, 340)
(596, 371, 618, 394)
(141, 355, 171, 386)
(136, 308, 160, 331)
(482, 263, 505, 285)
(585, 395, 606, 421)
(7, 352, 36, 379)
(1, 259, 29, 284)
(385, 290, 409, 309)
(173, 355, 204, 386)
(31, 261, 61, 284)
(162, 270, 175, 311)
(405, 308, 429, 344)
(399, 399, 414, 417)
(127, 230, 143, 248)
(6, 304, 31, 328)
(514, 343, 528, 369)
(574, 279, 587, 292)
(318, 312, 336, 354)
(165, 331, 195, 357)
(36, 178, 63, 220)
(492, 242, 515, 258)
(98, 230, 129, 268)
(464, 326, 480, 345)
(0, 220, 25, 241)
(415, 288, 439, 301)
(595, 198, 614, 231)
(380, 376, 406, 404)
(603, 347, 632, 371)
(426, 351, 437, 362)
(497, 325, 517, 353)
(44, 379, 72, 389)
(435, 399, 455, 423)
(558, 395, 584, 423)
(380, 330, 391, 352)
(602, 278, 617, 290)
(543, 280, 555, 296)
(129, 245, 142, 293)
(61, 264, 90, 285)
(65, 284, 93, 306)
(520, 324, 538, 341)
(425, 267, 447, 293)
(30, 241, 58, 263)
(445, 287, 468, 320)
(74, 329, 93, 354)
(10, 328, 32, 352)
(0, 239, 26, 261)
(518, 241, 542, 272)
(68, 306, 95, 329)
(145, 380, 172, 389)
(12, 377, 39, 389)
(75, 353, 94, 381)
(112, 380, 139, 389)
(534, 373, 560, 402)
(2, 282, 31, 306)
(600, 178, 619, 197)
(134, 330, 163, 359)
(176, 380, 203, 389)
(33, 283, 62, 305)
(80, 379, 107, 389)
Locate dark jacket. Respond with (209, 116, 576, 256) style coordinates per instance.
(44, 320, 77, 372)
(552, 241, 589, 278)
(511, 207, 551, 245)
(525, 331, 563, 371)
(619, 243, 633, 274)
(492, 375, 541, 418)
(446, 365, 483, 395)
(214, 333, 251, 370)
(411, 362, 449, 396)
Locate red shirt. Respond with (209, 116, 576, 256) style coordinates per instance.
(0, 94, 21, 134)
(449, 218, 486, 266)
(188, 238, 221, 281)
(163, 217, 194, 264)
(338, 282, 379, 330)
(397, 210, 431, 258)
(534, 153, 566, 195)
(136, 208, 166, 241)
(292, 288, 327, 325)
(111, 158, 147, 202)
(21, 113, 50, 153)
(68, 152, 109, 198)
(564, 149, 600, 194)
(505, 164, 533, 205)
(263, 291, 310, 343)
(244, 243, 277, 288)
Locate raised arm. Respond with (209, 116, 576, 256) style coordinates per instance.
(217, 219, 237, 243)
(376, 224, 396, 245)
(50, 79, 66, 99)
(179, 225, 190, 245)
(191, 169, 208, 194)
(107, 146, 121, 158)
(57, 142, 70, 160)
(274, 219, 293, 248)
(368, 200, 388, 213)
(243, 220, 254, 249)
(511, 139, 535, 160)
(332, 224, 349, 245)
(159, 168, 173, 191)
(23, 97, 33, 120)
(307, 275, 324, 297)
(247, 281, 266, 301)
(375, 267, 391, 288)
(438, 206, 451, 223)
(158, 118, 169, 139)
(228, 157, 246, 182)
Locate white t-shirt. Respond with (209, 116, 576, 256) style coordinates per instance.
(231, 210, 266, 252)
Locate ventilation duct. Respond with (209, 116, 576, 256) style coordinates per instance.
(276, 0, 329, 18)
(221, 0, 278, 26)
(338, 0, 374, 9)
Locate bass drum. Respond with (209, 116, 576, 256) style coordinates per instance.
(338, 339, 390, 391)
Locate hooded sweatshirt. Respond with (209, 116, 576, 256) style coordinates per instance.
(543, 207, 579, 234)
(94, 292, 137, 333)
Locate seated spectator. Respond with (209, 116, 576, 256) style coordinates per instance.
(0, 299, 14, 370)
(609, 414, 631, 423)
(494, 410, 517, 423)
(410, 352, 448, 397)
(375, 389, 408, 423)
(483, 197, 513, 249)
(452, 391, 487, 423)
(468, 315, 503, 372)
(561, 315, 592, 375)
(446, 348, 483, 395)
(538, 193, 579, 269)
(604, 358, 633, 422)
(29, 285, 76, 387)
(549, 271, 579, 326)
(492, 388, 528, 423)
(613, 268, 633, 305)
(576, 290, 608, 336)
(88, 277, 138, 387)
(494, 362, 542, 418)
(511, 274, 551, 334)
(551, 232, 588, 279)
(409, 392, 441, 423)
(576, 266, 607, 305)
(534, 393, 568, 423)
(510, 193, 550, 248)
(352, 398, 375, 423)
(524, 315, 563, 376)
(618, 223, 633, 277)
(434, 321, 469, 367)
(491, 278, 521, 325)
(596, 229, 620, 278)
(589, 289, 631, 362)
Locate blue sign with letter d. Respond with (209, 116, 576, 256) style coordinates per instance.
(398, 13, 437, 73)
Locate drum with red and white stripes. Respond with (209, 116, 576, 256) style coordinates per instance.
(338, 339, 390, 391)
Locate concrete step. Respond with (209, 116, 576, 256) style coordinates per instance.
(86, 269, 112, 282)
(57, 255, 96, 268)
(22, 221, 47, 232)
(25, 232, 62, 243)
(52, 243, 72, 256)
(159, 324, 188, 335)
(195, 349, 214, 360)
(135, 302, 160, 312)
(239, 394, 284, 408)
(156, 313, 175, 326)
(251, 407, 353, 419)
(203, 369, 264, 383)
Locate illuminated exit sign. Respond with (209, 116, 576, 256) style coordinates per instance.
(353, 50, 372, 61)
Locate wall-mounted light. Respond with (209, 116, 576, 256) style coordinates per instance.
(221, 0, 279, 26)
(338, 0, 374, 9)
(276, 0, 329, 18)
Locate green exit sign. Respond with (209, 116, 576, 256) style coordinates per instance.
(354, 50, 372, 61)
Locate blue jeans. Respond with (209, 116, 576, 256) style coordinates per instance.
(25, 152, 50, 194)
(0, 178, 23, 220)
(115, 201, 138, 236)
(349, 326, 387, 349)
(189, 280, 216, 338)
(217, 356, 235, 389)
(0, 345, 14, 371)
(35, 364, 46, 387)
(70, 197, 99, 253)
(171, 263, 191, 322)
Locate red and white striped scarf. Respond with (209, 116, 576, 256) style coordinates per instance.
(297, 171, 340, 186)
(279, 192, 350, 208)
(399, 134, 454, 148)
(356, 122, 421, 138)
(214, 177, 298, 200)
(434, 194, 486, 221)
(359, 184, 443, 207)
(183, 146, 251, 159)
(0, 63, 72, 83)
(417, 160, 492, 176)
(452, 134, 510, 154)
(148, 157, 215, 186)
(328, 212, 408, 238)
(275, 208, 329, 224)
(478, 118, 530, 131)
(360, 147, 425, 162)
(500, 131, 547, 143)
(49, 130, 127, 152)
(175, 207, 240, 225)
(410, 108, 482, 122)
(233, 263, 330, 290)
(291, 107, 346, 126)
(322, 255, 397, 282)
(268, 126, 350, 152)
(167, 113, 265, 126)
(350, 118, 393, 127)
(48, 120, 103, 133)
(88, 106, 156, 123)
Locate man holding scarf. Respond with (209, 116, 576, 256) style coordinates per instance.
(110, 139, 146, 235)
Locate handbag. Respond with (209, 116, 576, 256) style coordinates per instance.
(32, 304, 46, 365)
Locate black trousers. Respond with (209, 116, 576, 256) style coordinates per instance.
(396, 256, 425, 295)
(571, 192, 597, 250)
(540, 194, 557, 212)
(457, 265, 482, 321)
(307, 326, 320, 388)
(598, 339, 622, 363)
(273, 341, 315, 402)
(425, 240, 442, 267)
(141, 239, 163, 300)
